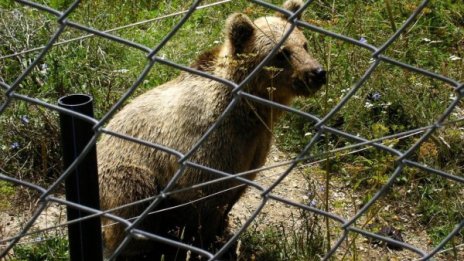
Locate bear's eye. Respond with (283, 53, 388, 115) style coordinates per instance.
(303, 42, 308, 51)
(275, 48, 291, 62)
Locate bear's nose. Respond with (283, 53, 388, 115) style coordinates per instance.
(312, 68, 327, 85)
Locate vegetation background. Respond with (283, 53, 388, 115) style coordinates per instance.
(0, 0, 463, 260)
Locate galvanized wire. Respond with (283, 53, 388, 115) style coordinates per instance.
(1, 0, 463, 260)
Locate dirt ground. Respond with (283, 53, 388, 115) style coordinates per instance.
(1, 145, 462, 260)
(229, 145, 463, 260)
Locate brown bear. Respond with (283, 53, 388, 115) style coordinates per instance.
(97, 0, 326, 259)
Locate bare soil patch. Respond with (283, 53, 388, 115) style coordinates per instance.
(229, 145, 462, 260)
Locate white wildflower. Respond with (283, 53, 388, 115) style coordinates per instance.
(450, 55, 461, 61)
(113, 69, 129, 73)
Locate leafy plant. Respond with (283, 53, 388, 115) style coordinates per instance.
(11, 235, 69, 261)
(239, 210, 325, 260)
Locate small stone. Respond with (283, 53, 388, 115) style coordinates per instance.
(370, 225, 405, 251)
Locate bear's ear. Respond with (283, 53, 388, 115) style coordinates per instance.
(277, 0, 304, 20)
(226, 13, 255, 54)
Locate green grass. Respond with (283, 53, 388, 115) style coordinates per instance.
(1, 0, 463, 259)
(275, 0, 463, 258)
(239, 210, 326, 261)
(0, 180, 15, 210)
(11, 235, 69, 261)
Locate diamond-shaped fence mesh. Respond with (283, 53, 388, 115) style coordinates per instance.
(1, 0, 463, 260)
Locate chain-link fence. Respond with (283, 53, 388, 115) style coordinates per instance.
(1, 0, 463, 260)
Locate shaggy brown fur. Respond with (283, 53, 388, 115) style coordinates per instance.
(98, 0, 326, 259)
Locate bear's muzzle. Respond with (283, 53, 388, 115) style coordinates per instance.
(293, 67, 327, 95)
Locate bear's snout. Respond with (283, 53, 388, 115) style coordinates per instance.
(293, 67, 327, 95)
(312, 67, 327, 85)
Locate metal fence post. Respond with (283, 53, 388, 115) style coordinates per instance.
(58, 94, 103, 261)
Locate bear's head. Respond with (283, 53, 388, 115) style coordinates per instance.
(220, 0, 326, 105)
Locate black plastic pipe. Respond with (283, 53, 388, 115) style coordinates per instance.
(58, 94, 103, 261)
